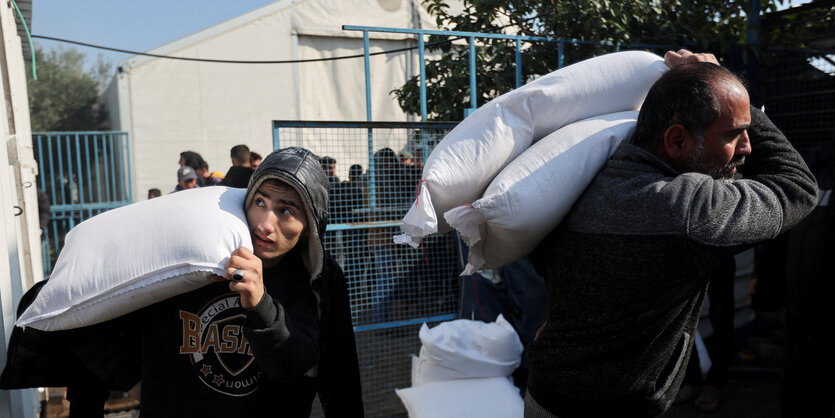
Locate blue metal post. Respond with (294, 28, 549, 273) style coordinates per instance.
(101, 136, 111, 202)
(468, 36, 477, 113)
(515, 38, 522, 88)
(418, 34, 427, 121)
(73, 134, 83, 205)
(124, 133, 133, 203)
(83, 135, 93, 208)
(117, 134, 125, 202)
(56, 136, 66, 205)
(65, 136, 76, 204)
(272, 122, 280, 150)
(109, 134, 118, 202)
(362, 30, 377, 207)
(93, 136, 103, 203)
(558, 40, 565, 69)
(363, 31, 372, 122)
(46, 136, 57, 204)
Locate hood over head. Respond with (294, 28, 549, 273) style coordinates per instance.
(245, 147, 330, 281)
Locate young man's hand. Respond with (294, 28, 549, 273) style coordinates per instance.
(664, 49, 719, 68)
(224, 246, 265, 309)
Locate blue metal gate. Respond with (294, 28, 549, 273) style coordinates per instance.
(274, 120, 462, 417)
(33, 131, 133, 276)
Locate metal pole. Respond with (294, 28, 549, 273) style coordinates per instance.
(747, 0, 761, 45)
(418, 34, 427, 121)
(363, 31, 372, 122)
(515, 38, 522, 88)
(468, 36, 477, 112)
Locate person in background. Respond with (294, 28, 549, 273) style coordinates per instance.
(368, 148, 401, 325)
(250, 152, 263, 170)
(318, 156, 340, 185)
(221, 145, 255, 188)
(173, 166, 199, 193)
(524, 51, 817, 418)
(179, 151, 204, 171)
(37, 189, 50, 238)
(147, 188, 161, 200)
(178, 151, 206, 187)
(751, 142, 835, 418)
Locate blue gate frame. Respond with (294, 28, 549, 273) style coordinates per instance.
(33, 131, 133, 276)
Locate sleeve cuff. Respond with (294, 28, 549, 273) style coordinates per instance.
(245, 292, 278, 329)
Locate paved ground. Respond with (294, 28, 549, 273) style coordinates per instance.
(662, 374, 783, 418)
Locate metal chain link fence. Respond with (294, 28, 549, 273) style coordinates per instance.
(273, 121, 464, 417)
(761, 47, 835, 154)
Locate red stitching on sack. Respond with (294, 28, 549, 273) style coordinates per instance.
(415, 179, 427, 206)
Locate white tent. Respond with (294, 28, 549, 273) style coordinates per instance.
(103, 0, 454, 198)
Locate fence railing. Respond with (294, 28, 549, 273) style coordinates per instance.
(343, 25, 671, 120)
(33, 131, 132, 275)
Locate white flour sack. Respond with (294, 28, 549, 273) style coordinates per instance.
(17, 187, 253, 331)
(396, 50, 667, 248)
(412, 314, 523, 385)
(446, 111, 638, 275)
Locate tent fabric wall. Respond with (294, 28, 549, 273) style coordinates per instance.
(106, 0, 447, 198)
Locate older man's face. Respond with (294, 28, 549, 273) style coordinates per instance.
(685, 82, 752, 179)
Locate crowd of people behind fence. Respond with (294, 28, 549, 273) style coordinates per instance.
(153, 144, 426, 227)
(150, 144, 431, 325)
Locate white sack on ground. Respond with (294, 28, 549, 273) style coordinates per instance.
(395, 51, 667, 247)
(411, 314, 523, 385)
(446, 111, 638, 275)
(17, 187, 252, 331)
(396, 377, 523, 418)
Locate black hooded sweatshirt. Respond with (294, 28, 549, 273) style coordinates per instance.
(1, 147, 364, 417)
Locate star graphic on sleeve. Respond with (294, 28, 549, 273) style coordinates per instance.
(214, 375, 225, 386)
(200, 364, 212, 376)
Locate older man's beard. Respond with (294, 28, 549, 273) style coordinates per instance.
(685, 139, 746, 179)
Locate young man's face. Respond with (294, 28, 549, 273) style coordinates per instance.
(246, 180, 308, 267)
(684, 83, 751, 179)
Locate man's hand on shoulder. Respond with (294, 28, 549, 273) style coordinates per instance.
(665, 49, 719, 68)
(225, 246, 265, 310)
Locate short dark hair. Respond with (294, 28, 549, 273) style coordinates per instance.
(374, 148, 398, 167)
(230, 145, 250, 165)
(632, 63, 744, 152)
(180, 151, 204, 171)
(349, 164, 363, 179)
(250, 152, 262, 163)
(319, 156, 336, 168)
(148, 188, 161, 198)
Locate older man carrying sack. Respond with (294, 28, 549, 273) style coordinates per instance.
(524, 51, 818, 417)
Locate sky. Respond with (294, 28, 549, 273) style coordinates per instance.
(31, 0, 278, 71)
(31, 0, 811, 74)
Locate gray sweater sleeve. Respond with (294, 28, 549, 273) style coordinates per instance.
(682, 106, 818, 246)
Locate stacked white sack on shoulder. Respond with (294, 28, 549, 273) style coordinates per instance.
(446, 111, 638, 275)
(395, 51, 668, 249)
